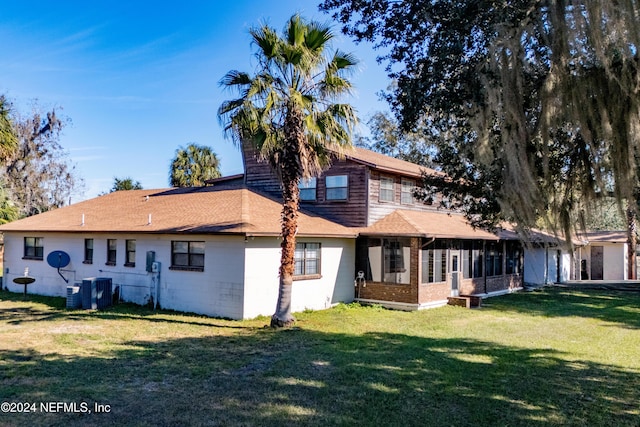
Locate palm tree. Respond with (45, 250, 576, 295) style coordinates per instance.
(108, 177, 143, 193)
(170, 143, 221, 187)
(218, 14, 357, 327)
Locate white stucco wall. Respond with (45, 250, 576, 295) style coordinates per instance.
(3, 232, 355, 320)
(1, 232, 246, 319)
(581, 242, 627, 280)
(242, 237, 355, 319)
(603, 243, 627, 280)
(523, 247, 572, 285)
(559, 251, 571, 283)
(523, 247, 548, 286)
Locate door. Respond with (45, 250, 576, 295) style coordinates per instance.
(450, 252, 460, 296)
(591, 246, 604, 280)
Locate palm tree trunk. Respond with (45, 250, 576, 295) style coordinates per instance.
(271, 178, 299, 327)
(627, 203, 637, 280)
(271, 105, 305, 328)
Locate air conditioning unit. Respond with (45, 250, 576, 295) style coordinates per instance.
(66, 285, 82, 309)
(81, 277, 112, 310)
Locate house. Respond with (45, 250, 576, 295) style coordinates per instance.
(576, 231, 630, 280)
(0, 182, 356, 319)
(0, 145, 534, 318)
(244, 143, 527, 310)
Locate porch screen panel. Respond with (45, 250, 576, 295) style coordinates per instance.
(421, 240, 447, 283)
(472, 244, 483, 278)
(367, 239, 382, 282)
(462, 241, 471, 279)
(506, 241, 522, 274)
(383, 238, 410, 284)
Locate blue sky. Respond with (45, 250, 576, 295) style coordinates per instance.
(0, 1, 390, 200)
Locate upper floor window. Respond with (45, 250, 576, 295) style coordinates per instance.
(171, 241, 205, 271)
(380, 177, 394, 202)
(326, 175, 348, 200)
(24, 237, 43, 260)
(106, 239, 117, 265)
(294, 242, 321, 278)
(125, 239, 136, 267)
(84, 239, 93, 264)
(401, 179, 415, 205)
(299, 177, 317, 201)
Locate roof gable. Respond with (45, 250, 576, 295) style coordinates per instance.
(360, 210, 500, 240)
(344, 147, 440, 178)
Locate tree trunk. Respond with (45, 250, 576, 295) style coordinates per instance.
(270, 177, 299, 328)
(271, 105, 305, 328)
(627, 203, 637, 280)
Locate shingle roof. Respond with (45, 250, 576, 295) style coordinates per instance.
(359, 210, 501, 240)
(0, 184, 356, 238)
(345, 147, 440, 178)
(580, 230, 628, 243)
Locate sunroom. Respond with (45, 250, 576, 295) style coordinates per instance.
(354, 210, 524, 310)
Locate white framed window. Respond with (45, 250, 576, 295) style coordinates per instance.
(106, 239, 117, 265)
(326, 175, 348, 200)
(401, 179, 415, 204)
(380, 177, 394, 202)
(299, 177, 317, 201)
(125, 239, 136, 267)
(294, 242, 321, 277)
(171, 241, 205, 271)
(24, 237, 43, 260)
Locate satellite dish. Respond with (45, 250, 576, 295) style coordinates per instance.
(47, 250, 71, 268)
(46, 250, 70, 282)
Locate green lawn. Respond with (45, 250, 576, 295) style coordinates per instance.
(0, 287, 638, 426)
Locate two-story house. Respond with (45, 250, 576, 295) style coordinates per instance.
(0, 144, 527, 319)
(246, 143, 524, 310)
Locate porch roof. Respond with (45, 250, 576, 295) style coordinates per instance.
(359, 210, 501, 240)
(580, 230, 628, 244)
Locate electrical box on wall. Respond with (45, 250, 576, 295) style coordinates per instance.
(146, 251, 155, 272)
(151, 262, 160, 273)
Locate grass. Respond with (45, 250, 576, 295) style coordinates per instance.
(0, 287, 639, 426)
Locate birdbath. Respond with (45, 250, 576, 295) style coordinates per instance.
(13, 273, 36, 298)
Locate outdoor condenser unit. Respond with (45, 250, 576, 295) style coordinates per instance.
(81, 277, 113, 310)
(66, 285, 82, 309)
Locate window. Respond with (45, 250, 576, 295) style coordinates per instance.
(294, 242, 321, 277)
(106, 239, 117, 265)
(401, 179, 415, 204)
(421, 240, 447, 283)
(84, 239, 93, 264)
(24, 237, 43, 260)
(326, 175, 348, 200)
(299, 178, 317, 201)
(380, 177, 394, 202)
(171, 241, 205, 270)
(125, 239, 136, 267)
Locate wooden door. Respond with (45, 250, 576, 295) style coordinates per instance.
(590, 246, 604, 280)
